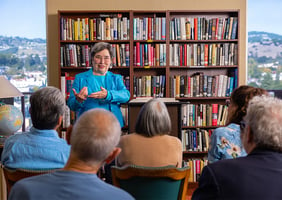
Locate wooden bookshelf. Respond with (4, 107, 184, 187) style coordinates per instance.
(57, 10, 239, 187)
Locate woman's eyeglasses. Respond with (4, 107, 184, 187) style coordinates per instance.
(94, 55, 111, 62)
(240, 120, 247, 131)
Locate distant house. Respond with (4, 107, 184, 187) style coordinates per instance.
(257, 62, 279, 68)
(0, 66, 9, 74)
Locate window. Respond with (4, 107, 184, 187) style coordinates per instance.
(248, 0, 282, 90)
(0, 0, 46, 130)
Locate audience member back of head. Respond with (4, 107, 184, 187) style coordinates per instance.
(8, 108, 134, 200)
(1, 86, 70, 169)
(192, 95, 282, 200)
(116, 98, 183, 168)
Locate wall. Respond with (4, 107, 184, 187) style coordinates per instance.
(46, 0, 247, 87)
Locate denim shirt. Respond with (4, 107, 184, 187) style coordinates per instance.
(208, 123, 247, 163)
(1, 127, 70, 169)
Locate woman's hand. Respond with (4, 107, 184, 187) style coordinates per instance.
(88, 86, 108, 99)
(73, 87, 88, 103)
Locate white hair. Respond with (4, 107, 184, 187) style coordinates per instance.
(245, 95, 282, 151)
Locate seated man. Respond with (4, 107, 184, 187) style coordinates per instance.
(9, 109, 134, 200)
(192, 95, 282, 200)
(1, 86, 70, 169)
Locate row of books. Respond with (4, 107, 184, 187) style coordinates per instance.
(60, 15, 237, 42)
(111, 44, 130, 67)
(60, 15, 130, 41)
(133, 17, 166, 40)
(120, 105, 128, 127)
(181, 103, 228, 127)
(170, 17, 238, 40)
(169, 43, 238, 67)
(133, 75, 166, 98)
(181, 129, 213, 152)
(123, 76, 130, 91)
(61, 42, 237, 68)
(60, 130, 68, 141)
(61, 73, 75, 100)
(184, 158, 208, 182)
(60, 43, 130, 67)
(134, 43, 166, 66)
(60, 44, 90, 67)
(62, 105, 74, 128)
(170, 73, 236, 98)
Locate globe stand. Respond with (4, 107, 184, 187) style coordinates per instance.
(0, 135, 9, 145)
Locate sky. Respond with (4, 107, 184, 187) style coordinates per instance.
(0, 0, 281, 39)
(0, 0, 46, 39)
(248, 0, 282, 35)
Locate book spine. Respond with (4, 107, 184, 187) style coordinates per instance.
(212, 104, 218, 126)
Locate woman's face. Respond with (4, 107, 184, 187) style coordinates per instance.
(227, 100, 238, 123)
(92, 49, 112, 75)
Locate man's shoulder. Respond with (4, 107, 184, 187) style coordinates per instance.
(208, 155, 249, 173)
(4, 132, 29, 143)
(10, 171, 135, 200)
(9, 173, 57, 199)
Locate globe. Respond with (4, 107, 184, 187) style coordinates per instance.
(0, 104, 23, 136)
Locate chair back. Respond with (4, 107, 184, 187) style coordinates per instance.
(111, 165, 190, 200)
(2, 166, 59, 197)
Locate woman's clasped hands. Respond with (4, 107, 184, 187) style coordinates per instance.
(73, 86, 108, 103)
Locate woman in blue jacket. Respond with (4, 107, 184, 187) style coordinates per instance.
(67, 42, 130, 127)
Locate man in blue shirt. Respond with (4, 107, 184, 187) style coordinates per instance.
(9, 109, 134, 200)
(1, 86, 70, 169)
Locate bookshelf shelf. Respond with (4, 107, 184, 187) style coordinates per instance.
(61, 67, 92, 70)
(169, 39, 238, 43)
(133, 66, 167, 69)
(176, 97, 230, 100)
(169, 65, 237, 69)
(183, 151, 208, 155)
(182, 125, 224, 129)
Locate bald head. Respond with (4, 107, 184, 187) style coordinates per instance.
(70, 109, 121, 165)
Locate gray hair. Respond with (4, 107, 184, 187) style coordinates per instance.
(30, 86, 65, 129)
(70, 108, 121, 165)
(245, 95, 282, 151)
(90, 42, 113, 60)
(135, 98, 171, 137)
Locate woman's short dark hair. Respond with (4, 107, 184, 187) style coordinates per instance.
(90, 42, 113, 59)
(135, 99, 171, 137)
(227, 85, 267, 124)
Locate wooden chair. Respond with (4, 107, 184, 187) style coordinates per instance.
(2, 165, 59, 197)
(111, 165, 190, 200)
